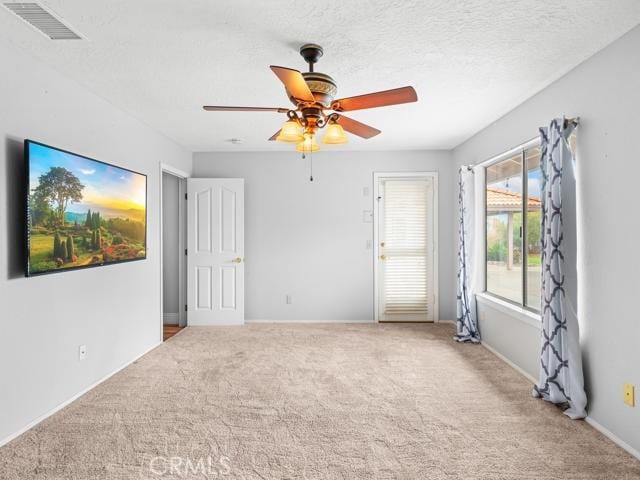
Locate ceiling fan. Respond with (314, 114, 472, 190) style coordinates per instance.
(202, 44, 418, 152)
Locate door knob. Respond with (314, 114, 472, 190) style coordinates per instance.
(380, 254, 386, 260)
(232, 257, 243, 263)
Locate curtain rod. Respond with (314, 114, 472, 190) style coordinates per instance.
(564, 116, 580, 128)
(463, 117, 578, 173)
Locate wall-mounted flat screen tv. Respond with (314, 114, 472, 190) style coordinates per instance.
(26, 140, 147, 276)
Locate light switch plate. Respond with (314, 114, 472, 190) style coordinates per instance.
(78, 344, 87, 361)
(362, 210, 373, 223)
(624, 383, 635, 407)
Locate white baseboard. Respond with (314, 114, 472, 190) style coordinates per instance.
(481, 341, 640, 461)
(481, 340, 537, 383)
(585, 416, 640, 460)
(163, 313, 179, 324)
(0, 340, 162, 448)
(246, 319, 375, 324)
(189, 319, 244, 326)
(247, 319, 451, 324)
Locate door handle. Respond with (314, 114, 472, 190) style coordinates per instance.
(380, 254, 386, 260)
(232, 257, 243, 263)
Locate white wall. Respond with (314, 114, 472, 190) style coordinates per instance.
(0, 39, 191, 444)
(475, 297, 541, 379)
(452, 25, 640, 454)
(193, 150, 454, 322)
(162, 172, 180, 323)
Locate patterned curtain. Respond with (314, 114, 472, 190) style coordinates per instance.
(455, 166, 480, 343)
(533, 118, 587, 419)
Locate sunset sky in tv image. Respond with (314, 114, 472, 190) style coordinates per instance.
(28, 143, 146, 215)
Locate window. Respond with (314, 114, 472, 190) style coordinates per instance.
(485, 144, 541, 311)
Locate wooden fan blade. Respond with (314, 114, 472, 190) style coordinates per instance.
(268, 130, 281, 141)
(270, 66, 315, 103)
(335, 115, 381, 139)
(203, 106, 289, 112)
(331, 86, 417, 112)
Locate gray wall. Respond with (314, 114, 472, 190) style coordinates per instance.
(475, 298, 541, 380)
(193, 150, 455, 321)
(162, 172, 180, 322)
(0, 39, 191, 444)
(452, 25, 640, 453)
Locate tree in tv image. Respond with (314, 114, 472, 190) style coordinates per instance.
(28, 142, 146, 274)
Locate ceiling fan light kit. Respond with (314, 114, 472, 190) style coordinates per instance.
(276, 117, 304, 143)
(322, 120, 348, 144)
(202, 43, 418, 154)
(296, 133, 320, 153)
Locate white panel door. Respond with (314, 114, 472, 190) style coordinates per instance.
(375, 175, 437, 322)
(187, 178, 244, 325)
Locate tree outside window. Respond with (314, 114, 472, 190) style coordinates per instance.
(485, 145, 542, 311)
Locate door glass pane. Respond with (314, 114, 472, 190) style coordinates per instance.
(486, 154, 523, 303)
(525, 146, 542, 310)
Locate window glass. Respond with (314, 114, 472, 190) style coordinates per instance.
(525, 146, 542, 309)
(486, 154, 523, 303)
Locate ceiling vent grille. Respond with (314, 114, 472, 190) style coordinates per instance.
(2, 2, 82, 40)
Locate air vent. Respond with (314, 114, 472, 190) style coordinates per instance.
(3, 2, 82, 40)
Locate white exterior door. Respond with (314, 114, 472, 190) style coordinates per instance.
(187, 178, 244, 325)
(375, 174, 437, 322)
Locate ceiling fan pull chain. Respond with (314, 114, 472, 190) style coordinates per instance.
(309, 150, 314, 182)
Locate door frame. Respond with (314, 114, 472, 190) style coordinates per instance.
(159, 162, 189, 341)
(373, 171, 439, 323)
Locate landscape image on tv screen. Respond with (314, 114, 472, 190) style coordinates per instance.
(26, 140, 147, 276)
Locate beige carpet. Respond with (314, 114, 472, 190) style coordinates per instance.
(1, 323, 638, 479)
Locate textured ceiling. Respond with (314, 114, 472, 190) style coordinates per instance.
(1, 1, 639, 152)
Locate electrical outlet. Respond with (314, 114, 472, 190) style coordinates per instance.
(78, 344, 87, 361)
(623, 383, 635, 407)
(285, 294, 292, 305)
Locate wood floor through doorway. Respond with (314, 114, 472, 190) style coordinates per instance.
(162, 324, 184, 341)
(0, 323, 638, 479)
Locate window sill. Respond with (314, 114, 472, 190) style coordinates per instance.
(475, 292, 541, 329)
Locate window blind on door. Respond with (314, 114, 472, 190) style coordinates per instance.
(382, 179, 433, 315)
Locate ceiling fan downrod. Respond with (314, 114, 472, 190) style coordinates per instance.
(299, 43, 323, 73)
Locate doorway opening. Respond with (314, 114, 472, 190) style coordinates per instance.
(373, 172, 439, 323)
(160, 165, 188, 341)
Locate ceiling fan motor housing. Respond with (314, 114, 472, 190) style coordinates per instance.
(286, 43, 338, 108)
(298, 72, 337, 107)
